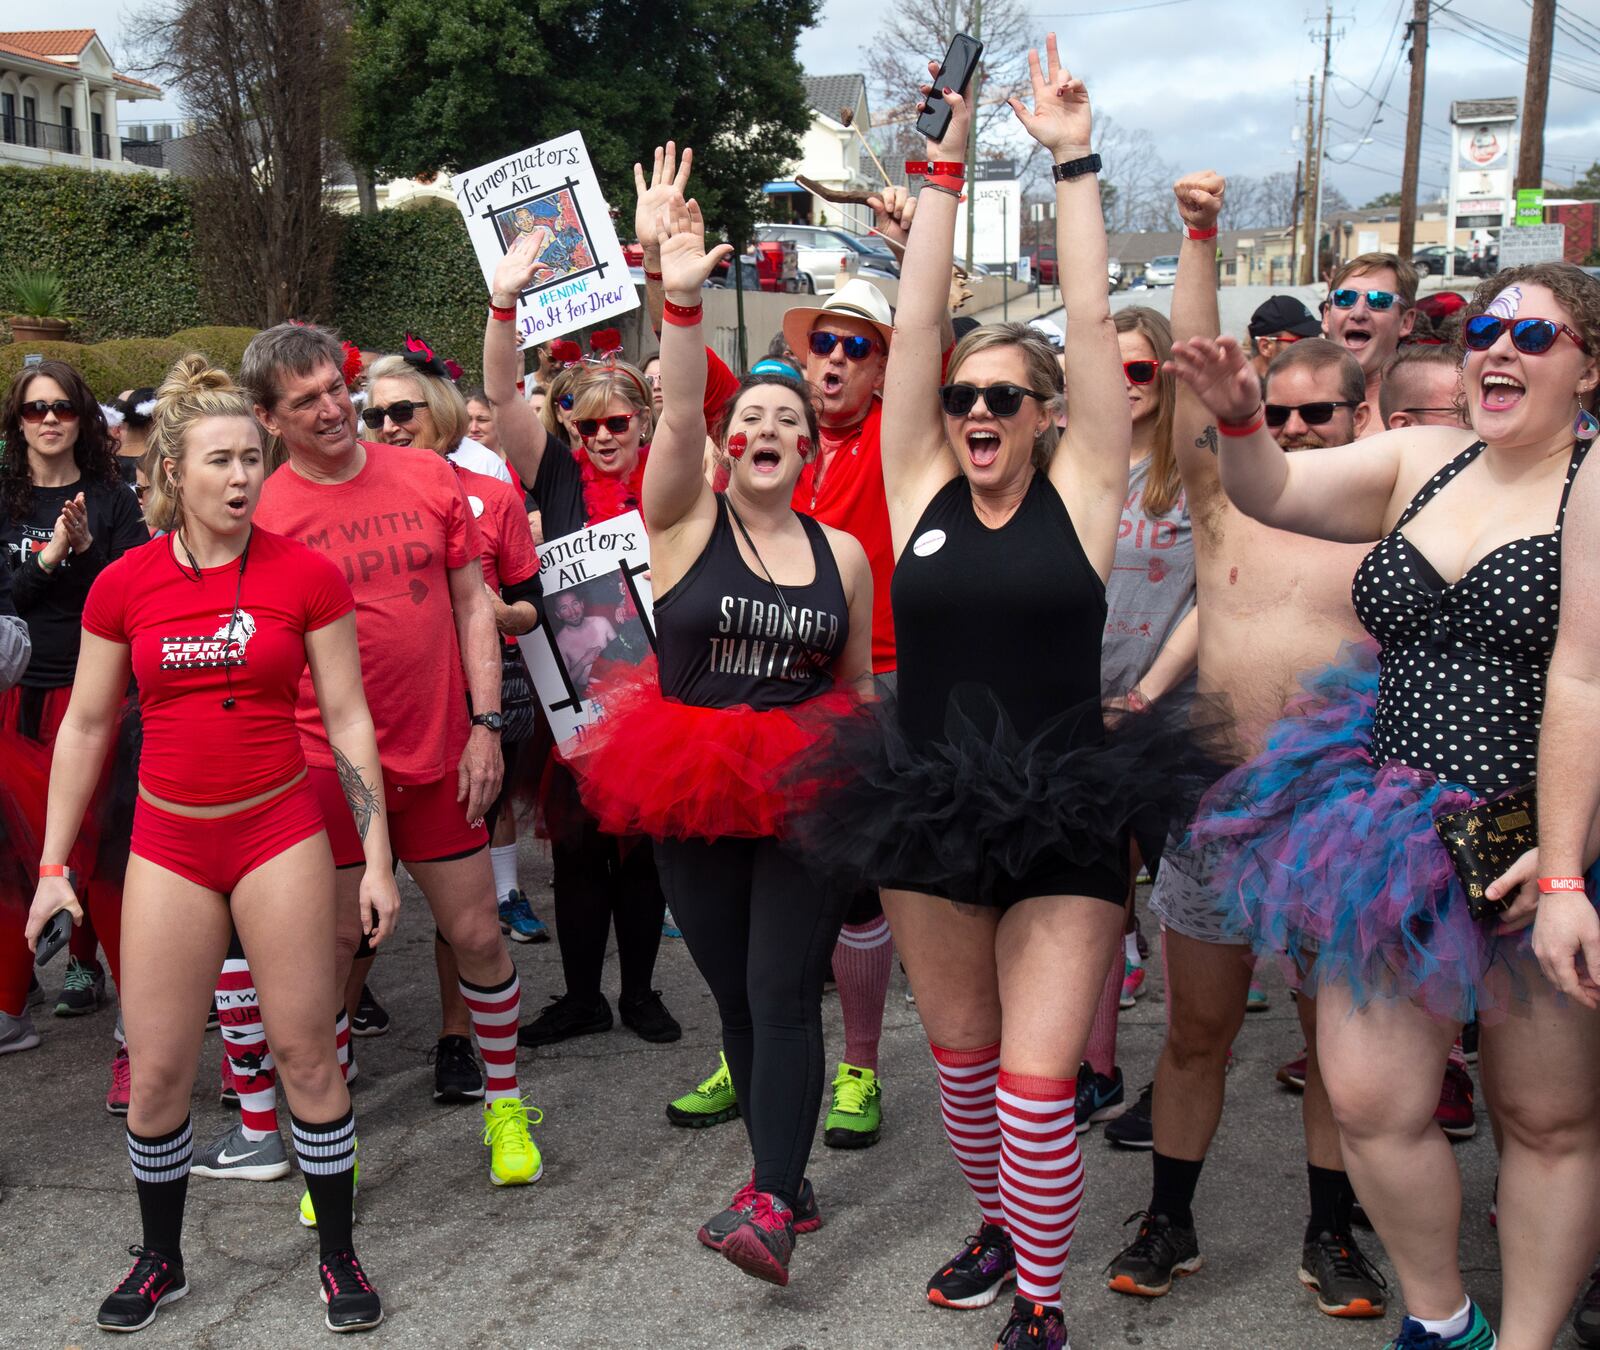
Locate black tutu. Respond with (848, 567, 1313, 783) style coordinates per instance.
(788, 681, 1230, 907)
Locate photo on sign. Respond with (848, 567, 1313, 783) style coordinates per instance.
(491, 187, 598, 292)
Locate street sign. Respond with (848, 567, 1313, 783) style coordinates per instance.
(1497, 224, 1566, 268)
(1515, 188, 1544, 227)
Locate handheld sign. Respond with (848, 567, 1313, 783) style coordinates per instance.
(519, 509, 655, 744)
(455, 130, 639, 350)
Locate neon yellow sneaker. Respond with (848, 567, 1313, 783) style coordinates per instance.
(666, 1051, 740, 1128)
(298, 1142, 358, 1229)
(483, 1097, 543, 1186)
(823, 1063, 882, 1148)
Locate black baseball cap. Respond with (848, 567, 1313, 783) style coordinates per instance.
(1249, 295, 1322, 340)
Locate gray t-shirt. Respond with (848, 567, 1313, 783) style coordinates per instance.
(1101, 454, 1196, 700)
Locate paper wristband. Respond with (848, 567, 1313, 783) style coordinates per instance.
(1538, 876, 1587, 894)
(39, 864, 71, 878)
(1216, 408, 1266, 438)
(643, 269, 663, 282)
(1184, 225, 1219, 241)
(488, 303, 517, 322)
(905, 161, 966, 178)
(662, 299, 703, 327)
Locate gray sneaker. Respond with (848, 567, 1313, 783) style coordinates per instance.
(191, 1121, 291, 1181)
(0, 1009, 41, 1056)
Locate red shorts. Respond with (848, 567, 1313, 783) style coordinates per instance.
(308, 767, 487, 868)
(130, 777, 327, 894)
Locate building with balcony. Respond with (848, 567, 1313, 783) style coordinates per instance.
(0, 30, 164, 173)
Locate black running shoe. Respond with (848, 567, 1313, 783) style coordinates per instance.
(926, 1222, 1016, 1309)
(1298, 1231, 1387, 1317)
(516, 992, 613, 1048)
(319, 1248, 383, 1332)
(350, 985, 390, 1038)
(1104, 1082, 1153, 1150)
(1106, 1211, 1203, 1297)
(698, 1174, 821, 1250)
(993, 1294, 1069, 1350)
(96, 1246, 188, 1332)
(1575, 1264, 1600, 1347)
(619, 989, 682, 1043)
(429, 1034, 484, 1103)
(720, 1193, 795, 1286)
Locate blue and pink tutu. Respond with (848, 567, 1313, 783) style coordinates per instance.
(1186, 642, 1596, 1024)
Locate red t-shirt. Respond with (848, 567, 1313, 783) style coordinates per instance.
(82, 529, 353, 806)
(455, 466, 538, 595)
(705, 347, 740, 429)
(256, 442, 482, 785)
(791, 398, 896, 673)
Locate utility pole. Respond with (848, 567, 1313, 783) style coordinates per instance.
(1516, 0, 1555, 191)
(1288, 157, 1303, 284)
(1397, 0, 1428, 256)
(1298, 74, 1316, 283)
(965, 0, 983, 273)
(1308, 1, 1335, 288)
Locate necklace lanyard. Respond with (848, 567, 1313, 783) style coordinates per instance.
(725, 500, 823, 661)
(171, 528, 251, 709)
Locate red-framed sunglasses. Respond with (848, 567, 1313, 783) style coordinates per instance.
(577, 413, 637, 439)
(1123, 360, 1162, 385)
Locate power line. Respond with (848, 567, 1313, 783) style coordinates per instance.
(1034, 0, 1199, 14)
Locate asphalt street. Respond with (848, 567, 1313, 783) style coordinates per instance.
(0, 851, 1538, 1350)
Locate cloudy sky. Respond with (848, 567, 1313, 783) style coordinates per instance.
(71, 0, 1599, 204)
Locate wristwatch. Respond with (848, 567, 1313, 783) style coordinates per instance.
(471, 711, 505, 734)
(1052, 153, 1102, 182)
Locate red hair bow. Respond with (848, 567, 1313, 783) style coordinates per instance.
(401, 333, 459, 382)
(340, 341, 364, 389)
(549, 339, 584, 367)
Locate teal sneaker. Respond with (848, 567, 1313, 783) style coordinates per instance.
(1384, 1301, 1496, 1349)
(498, 890, 549, 944)
(823, 1063, 882, 1148)
(666, 1051, 740, 1128)
(1246, 978, 1270, 1012)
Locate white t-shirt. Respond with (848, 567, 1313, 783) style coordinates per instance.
(448, 438, 512, 485)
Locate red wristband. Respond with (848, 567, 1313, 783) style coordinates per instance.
(1216, 407, 1266, 438)
(1538, 876, 1587, 894)
(923, 174, 967, 199)
(1183, 225, 1218, 241)
(662, 298, 703, 327)
(643, 269, 663, 282)
(488, 302, 516, 322)
(38, 864, 72, 880)
(905, 161, 965, 177)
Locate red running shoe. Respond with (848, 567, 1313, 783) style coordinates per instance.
(1435, 1062, 1477, 1141)
(698, 1172, 820, 1250)
(105, 1046, 131, 1116)
(1276, 1053, 1307, 1092)
(721, 1192, 795, 1286)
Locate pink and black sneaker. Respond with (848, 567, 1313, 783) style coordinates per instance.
(994, 1294, 1070, 1349)
(96, 1245, 188, 1332)
(720, 1192, 796, 1286)
(319, 1248, 383, 1332)
(698, 1172, 821, 1250)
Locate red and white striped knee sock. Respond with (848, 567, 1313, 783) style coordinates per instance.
(216, 957, 278, 1137)
(459, 971, 520, 1102)
(335, 1010, 352, 1081)
(930, 1040, 1004, 1227)
(997, 1069, 1083, 1308)
(833, 916, 892, 1071)
(1083, 953, 1121, 1079)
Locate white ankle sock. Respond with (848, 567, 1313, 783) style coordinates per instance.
(1124, 931, 1141, 966)
(1415, 1299, 1471, 1339)
(490, 845, 519, 905)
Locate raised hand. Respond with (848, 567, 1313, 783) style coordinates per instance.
(1007, 34, 1092, 157)
(656, 199, 732, 305)
(866, 184, 916, 251)
(1174, 171, 1226, 233)
(1168, 336, 1263, 424)
(634, 142, 693, 257)
(918, 58, 971, 162)
(491, 231, 547, 306)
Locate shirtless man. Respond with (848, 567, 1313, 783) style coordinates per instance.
(551, 590, 615, 692)
(1322, 251, 1418, 417)
(1106, 172, 1397, 1318)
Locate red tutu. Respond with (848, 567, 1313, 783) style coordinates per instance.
(560, 657, 860, 841)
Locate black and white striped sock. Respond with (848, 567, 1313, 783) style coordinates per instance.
(126, 1117, 193, 1263)
(292, 1108, 357, 1255)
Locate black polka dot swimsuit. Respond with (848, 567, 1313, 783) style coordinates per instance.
(1352, 439, 1588, 793)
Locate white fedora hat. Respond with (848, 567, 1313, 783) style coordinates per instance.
(781, 278, 895, 361)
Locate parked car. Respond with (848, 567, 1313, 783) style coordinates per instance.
(1023, 245, 1058, 285)
(708, 238, 806, 292)
(755, 224, 891, 293)
(1410, 245, 1480, 277)
(1142, 255, 1179, 286)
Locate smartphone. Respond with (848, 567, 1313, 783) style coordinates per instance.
(916, 32, 984, 144)
(34, 908, 72, 968)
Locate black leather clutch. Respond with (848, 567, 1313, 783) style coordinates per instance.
(1432, 786, 1536, 922)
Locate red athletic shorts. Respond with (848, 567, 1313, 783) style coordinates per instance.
(130, 776, 327, 895)
(308, 767, 487, 868)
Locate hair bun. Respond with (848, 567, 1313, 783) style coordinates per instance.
(158, 352, 240, 406)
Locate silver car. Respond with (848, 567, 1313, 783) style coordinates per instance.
(755, 224, 897, 294)
(1142, 255, 1178, 286)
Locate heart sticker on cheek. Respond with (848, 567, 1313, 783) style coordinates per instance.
(727, 433, 748, 460)
(797, 435, 812, 458)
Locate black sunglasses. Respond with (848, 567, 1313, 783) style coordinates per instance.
(1264, 401, 1359, 428)
(809, 331, 880, 361)
(360, 400, 418, 429)
(938, 383, 1048, 418)
(1123, 360, 1161, 385)
(576, 413, 636, 438)
(1463, 314, 1587, 355)
(1331, 288, 1400, 311)
(19, 399, 79, 423)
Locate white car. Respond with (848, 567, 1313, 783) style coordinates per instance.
(1142, 255, 1178, 286)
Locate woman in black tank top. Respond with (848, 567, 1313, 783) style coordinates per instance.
(564, 193, 873, 1289)
(1173, 262, 1600, 1348)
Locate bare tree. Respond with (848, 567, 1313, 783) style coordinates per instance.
(135, 0, 348, 325)
(1094, 117, 1177, 233)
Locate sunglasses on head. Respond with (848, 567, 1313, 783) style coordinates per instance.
(1331, 288, 1400, 311)
(938, 383, 1047, 418)
(1264, 401, 1359, 428)
(576, 413, 636, 438)
(809, 331, 880, 361)
(19, 399, 79, 424)
(557, 393, 575, 411)
(1123, 360, 1161, 385)
(1463, 314, 1587, 356)
(360, 400, 418, 429)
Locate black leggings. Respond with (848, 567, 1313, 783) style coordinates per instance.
(655, 836, 850, 1209)
(551, 820, 665, 1004)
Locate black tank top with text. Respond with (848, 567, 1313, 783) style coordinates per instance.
(655, 495, 849, 711)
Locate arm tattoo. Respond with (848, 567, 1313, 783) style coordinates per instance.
(333, 747, 381, 842)
(1196, 425, 1219, 456)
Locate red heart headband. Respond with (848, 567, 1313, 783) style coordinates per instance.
(549, 339, 585, 367)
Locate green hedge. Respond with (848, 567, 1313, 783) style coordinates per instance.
(168, 325, 261, 372)
(0, 340, 126, 399)
(89, 338, 191, 392)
